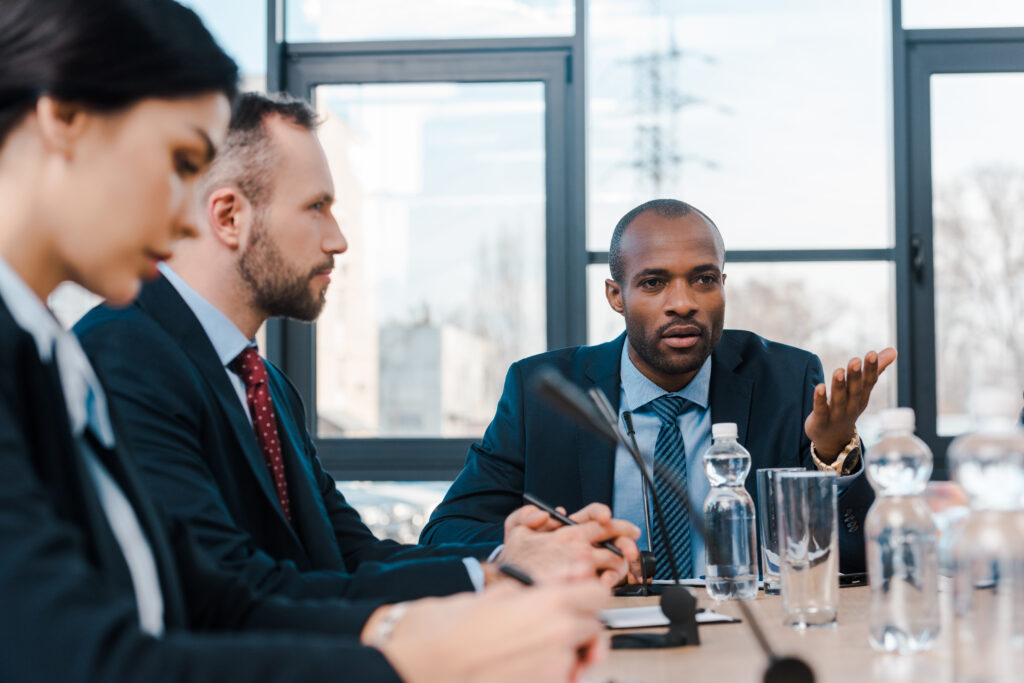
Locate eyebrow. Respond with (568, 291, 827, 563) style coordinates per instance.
(307, 191, 334, 207)
(633, 268, 670, 280)
(192, 127, 217, 164)
(632, 264, 721, 281)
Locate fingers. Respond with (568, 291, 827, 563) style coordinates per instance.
(570, 518, 641, 547)
(811, 383, 828, 422)
(846, 357, 863, 401)
(876, 347, 898, 373)
(568, 502, 612, 525)
(589, 547, 630, 585)
(504, 504, 550, 533)
(611, 533, 641, 562)
(830, 367, 848, 416)
(862, 350, 879, 390)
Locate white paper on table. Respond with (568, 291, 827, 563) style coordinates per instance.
(600, 605, 740, 629)
(650, 578, 765, 588)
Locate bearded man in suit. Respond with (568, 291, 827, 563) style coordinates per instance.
(76, 92, 638, 603)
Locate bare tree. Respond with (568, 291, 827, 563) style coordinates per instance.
(934, 164, 1024, 416)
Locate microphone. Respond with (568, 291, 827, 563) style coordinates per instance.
(623, 411, 656, 593)
(535, 368, 689, 647)
(533, 365, 815, 682)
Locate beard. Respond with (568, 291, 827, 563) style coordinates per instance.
(623, 308, 718, 378)
(236, 217, 330, 322)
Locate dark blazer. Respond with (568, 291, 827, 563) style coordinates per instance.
(420, 331, 873, 573)
(75, 275, 495, 604)
(0, 299, 400, 682)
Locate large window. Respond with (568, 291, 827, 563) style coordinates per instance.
(56, 2, 1010, 532)
(585, 0, 898, 439)
(313, 82, 548, 439)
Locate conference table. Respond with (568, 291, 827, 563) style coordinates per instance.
(590, 585, 954, 682)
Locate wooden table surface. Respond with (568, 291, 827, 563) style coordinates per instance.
(588, 585, 954, 683)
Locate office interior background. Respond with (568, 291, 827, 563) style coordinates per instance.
(50, 0, 1024, 542)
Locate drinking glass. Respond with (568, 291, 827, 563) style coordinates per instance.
(774, 471, 839, 628)
(756, 467, 805, 594)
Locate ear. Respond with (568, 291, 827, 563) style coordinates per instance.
(34, 97, 89, 158)
(605, 278, 625, 316)
(207, 187, 251, 250)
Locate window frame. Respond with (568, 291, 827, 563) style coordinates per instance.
(896, 18, 1024, 475)
(266, 2, 588, 480)
(260, 0, 1024, 482)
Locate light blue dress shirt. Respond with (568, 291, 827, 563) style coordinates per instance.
(612, 343, 713, 578)
(158, 263, 255, 423)
(158, 263, 487, 590)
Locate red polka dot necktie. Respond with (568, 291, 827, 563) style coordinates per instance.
(231, 347, 292, 523)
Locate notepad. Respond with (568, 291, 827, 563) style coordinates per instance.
(601, 605, 740, 629)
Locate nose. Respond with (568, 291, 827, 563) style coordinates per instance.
(663, 279, 698, 317)
(172, 184, 202, 242)
(323, 212, 347, 255)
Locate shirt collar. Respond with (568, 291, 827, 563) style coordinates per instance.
(619, 339, 711, 413)
(158, 262, 254, 368)
(0, 257, 115, 446)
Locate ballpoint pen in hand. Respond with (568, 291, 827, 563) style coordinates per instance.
(522, 492, 625, 558)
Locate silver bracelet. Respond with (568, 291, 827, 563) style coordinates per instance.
(369, 602, 410, 649)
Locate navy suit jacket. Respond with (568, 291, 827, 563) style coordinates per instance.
(0, 299, 400, 682)
(75, 275, 495, 604)
(421, 331, 872, 573)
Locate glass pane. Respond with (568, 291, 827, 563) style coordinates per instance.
(179, 0, 267, 91)
(903, 0, 1024, 29)
(587, 0, 891, 251)
(287, 0, 573, 42)
(931, 74, 1024, 436)
(336, 481, 451, 543)
(588, 261, 897, 440)
(314, 82, 547, 438)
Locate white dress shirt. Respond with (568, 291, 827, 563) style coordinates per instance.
(0, 258, 164, 636)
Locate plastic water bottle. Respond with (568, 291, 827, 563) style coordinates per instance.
(864, 407, 940, 653)
(703, 422, 758, 601)
(949, 391, 1024, 683)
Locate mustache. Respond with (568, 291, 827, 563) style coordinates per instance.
(657, 319, 707, 337)
(308, 259, 334, 279)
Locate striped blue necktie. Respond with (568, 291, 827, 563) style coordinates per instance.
(647, 394, 693, 579)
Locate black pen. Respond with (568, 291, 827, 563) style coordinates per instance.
(523, 492, 625, 558)
(498, 564, 535, 586)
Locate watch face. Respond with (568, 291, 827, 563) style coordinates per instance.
(840, 449, 861, 476)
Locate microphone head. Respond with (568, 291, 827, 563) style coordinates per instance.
(531, 366, 619, 445)
(764, 656, 814, 683)
(659, 585, 697, 623)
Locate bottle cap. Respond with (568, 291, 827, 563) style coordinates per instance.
(712, 422, 738, 440)
(880, 407, 915, 432)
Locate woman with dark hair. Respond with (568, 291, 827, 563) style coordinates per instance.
(0, 0, 607, 681)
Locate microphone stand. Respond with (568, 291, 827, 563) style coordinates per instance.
(623, 411, 655, 595)
(535, 367, 814, 683)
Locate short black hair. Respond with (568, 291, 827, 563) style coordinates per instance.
(202, 91, 320, 209)
(608, 198, 723, 282)
(0, 0, 238, 148)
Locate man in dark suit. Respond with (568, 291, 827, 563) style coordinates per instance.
(421, 199, 896, 577)
(76, 92, 637, 604)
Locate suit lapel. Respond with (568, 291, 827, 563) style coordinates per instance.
(136, 277, 299, 539)
(265, 366, 344, 569)
(709, 331, 754, 447)
(576, 334, 626, 507)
